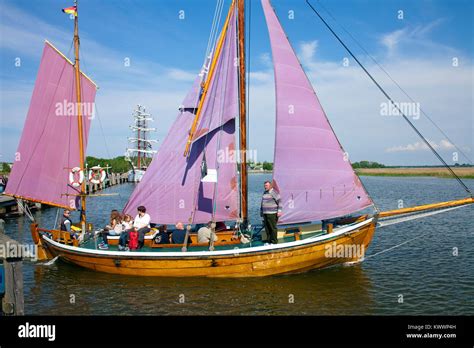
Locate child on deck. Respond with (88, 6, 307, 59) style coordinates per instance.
(99, 210, 123, 250)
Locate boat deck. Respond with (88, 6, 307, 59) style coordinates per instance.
(78, 228, 328, 253)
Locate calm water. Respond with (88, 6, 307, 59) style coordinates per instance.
(2, 175, 474, 315)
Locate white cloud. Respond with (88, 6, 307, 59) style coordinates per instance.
(299, 40, 318, 64)
(379, 18, 455, 57)
(0, 2, 70, 56)
(259, 52, 272, 66)
(166, 68, 196, 82)
(381, 29, 406, 56)
(385, 139, 456, 153)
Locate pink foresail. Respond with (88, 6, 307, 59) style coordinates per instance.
(5, 42, 96, 210)
(261, 0, 372, 224)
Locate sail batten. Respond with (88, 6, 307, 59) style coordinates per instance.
(5, 42, 97, 210)
(261, 0, 372, 224)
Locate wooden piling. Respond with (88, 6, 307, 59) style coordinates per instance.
(2, 260, 24, 315)
(0, 219, 24, 316)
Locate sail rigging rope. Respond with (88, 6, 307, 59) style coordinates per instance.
(366, 203, 470, 259)
(205, 2, 236, 249)
(79, 51, 112, 159)
(377, 204, 468, 227)
(187, 0, 228, 225)
(54, 208, 60, 230)
(364, 232, 428, 260)
(210, 27, 233, 220)
(235, 0, 246, 224)
(16, 199, 35, 222)
(246, 0, 251, 172)
(305, 0, 472, 197)
(199, 2, 234, 225)
(205, 5, 216, 62)
(316, 0, 472, 165)
(206, 0, 225, 60)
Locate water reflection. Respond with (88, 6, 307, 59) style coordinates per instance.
(26, 259, 373, 315)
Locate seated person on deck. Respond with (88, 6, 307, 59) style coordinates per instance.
(60, 209, 78, 239)
(197, 221, 218, 244)
(99, 210, 123, 250)
(118, 206, 151, 250)
(154, 225, 170, 244)
(171, 222, 190, 244)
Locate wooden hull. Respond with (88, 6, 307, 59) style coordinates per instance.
(38, 218, 376, 277)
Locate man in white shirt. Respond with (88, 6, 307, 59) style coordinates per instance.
(118, 206, 151, 250)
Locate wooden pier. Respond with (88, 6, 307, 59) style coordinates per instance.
(0, 195, 41, 218)
(0, 172, 129, 218)
(85, 172, 129, 194)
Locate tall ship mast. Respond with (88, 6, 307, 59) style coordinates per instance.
(126, 104, 157, 182)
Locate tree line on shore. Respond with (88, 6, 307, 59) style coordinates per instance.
(0, 158, 472, 175)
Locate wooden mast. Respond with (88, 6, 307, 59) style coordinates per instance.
(73, 0, 87, 231)
(237, 0, 248, 227)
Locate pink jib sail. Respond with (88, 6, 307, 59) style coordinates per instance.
(261, 0, 372, 224)
(5, 41, 97, 210)
(123, 8, 239, 225)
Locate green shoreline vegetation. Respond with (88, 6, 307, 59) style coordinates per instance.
(1, 159, 473, 179)
(352, 161, 474, 179)
(354, 168, 474, 179)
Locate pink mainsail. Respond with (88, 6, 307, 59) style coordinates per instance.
(5, 41, 97, 210)
(123, 9, 239, 224)
(261, 0, 372, 224)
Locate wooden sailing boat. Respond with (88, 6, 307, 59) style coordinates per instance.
(125, 104, 157, 183)
(7, 0, 473, 277)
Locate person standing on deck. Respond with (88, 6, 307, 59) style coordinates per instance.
(260, 181, 282, 244)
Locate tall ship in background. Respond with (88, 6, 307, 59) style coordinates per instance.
(125, 104, 157, 182)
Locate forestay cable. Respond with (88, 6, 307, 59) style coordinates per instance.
(316, 0, 472, 165)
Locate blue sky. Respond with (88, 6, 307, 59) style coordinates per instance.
(0, 0, 472, 165)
